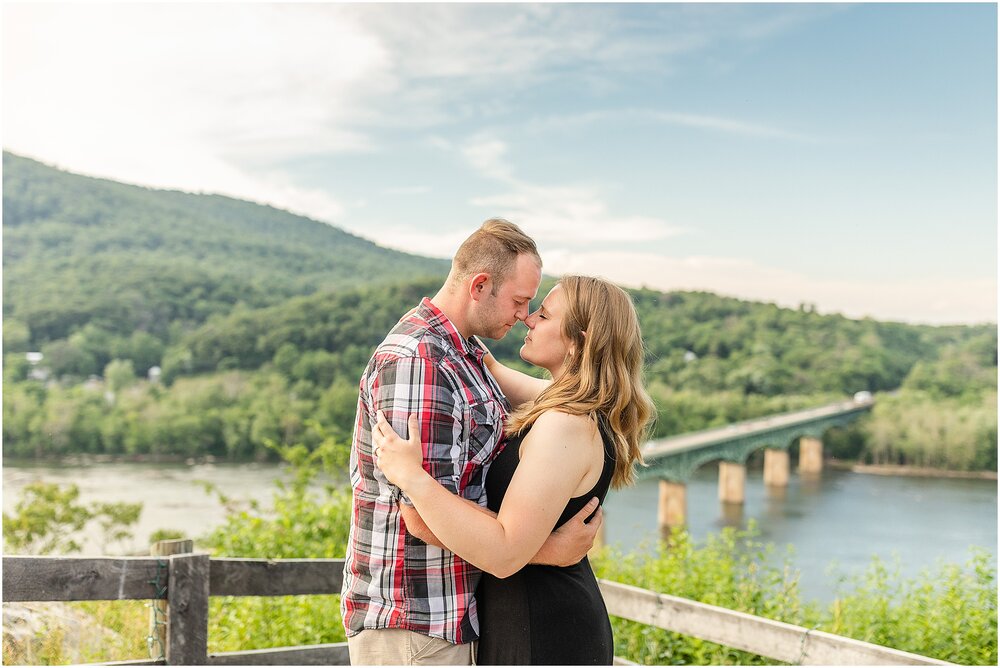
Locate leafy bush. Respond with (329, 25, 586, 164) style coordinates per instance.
(3, 482, 140, 555)
(592, 525, 997, 665)
(593, 524, 815, 665)
(199, 433, 353, 653)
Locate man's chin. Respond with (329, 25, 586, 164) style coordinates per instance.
(488, 325, 513, 340)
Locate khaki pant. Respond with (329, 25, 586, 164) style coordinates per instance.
(347, 628, 475, 666)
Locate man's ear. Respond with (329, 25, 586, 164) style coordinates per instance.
(469, 273, 491, 302)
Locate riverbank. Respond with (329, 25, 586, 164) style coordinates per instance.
(827, 459, 997, 480)
(10, 454, 999, 479)
(3, 453, 258, 467)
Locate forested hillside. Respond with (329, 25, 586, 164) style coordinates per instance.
(2, 152, 447, 368)
(2, 153, 995, 468)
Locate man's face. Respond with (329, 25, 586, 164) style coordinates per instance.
(473, 253, 541, 340)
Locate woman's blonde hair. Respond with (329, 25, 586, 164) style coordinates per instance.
(507, 275, 655, 488)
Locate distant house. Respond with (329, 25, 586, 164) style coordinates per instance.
(148, 366, 162, 383)
(25, 352, 48, 381)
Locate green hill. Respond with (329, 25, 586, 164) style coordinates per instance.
(2, 152, 447, 357)
(2, 152, 994, 468)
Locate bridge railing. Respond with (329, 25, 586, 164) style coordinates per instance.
(3, 552, 952, 666)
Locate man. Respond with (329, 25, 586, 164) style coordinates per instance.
(341, 219, 602, 665)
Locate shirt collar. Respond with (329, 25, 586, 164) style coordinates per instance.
(417, 297, 487, 363)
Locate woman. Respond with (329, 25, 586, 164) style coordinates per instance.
(374, 275, 655, 665)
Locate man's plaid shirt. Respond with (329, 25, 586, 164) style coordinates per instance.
(340, 298, 510, 644)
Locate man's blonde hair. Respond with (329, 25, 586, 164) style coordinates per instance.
(450, 218, 541, 294)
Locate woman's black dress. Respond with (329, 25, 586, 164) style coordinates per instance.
(475, 417, 616, 665)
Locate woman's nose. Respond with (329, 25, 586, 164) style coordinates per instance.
(524, 311, 538, 328)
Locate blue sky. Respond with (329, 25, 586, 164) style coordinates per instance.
(3, 3, 996, 324)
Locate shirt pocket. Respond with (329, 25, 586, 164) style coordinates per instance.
(465, 399, 505, 468)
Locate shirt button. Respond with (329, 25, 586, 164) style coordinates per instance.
(450, 445, 462, 460)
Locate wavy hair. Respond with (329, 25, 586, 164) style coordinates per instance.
(506, 276, 655, 488)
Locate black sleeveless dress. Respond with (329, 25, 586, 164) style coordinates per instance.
(475, 417, 616, 665)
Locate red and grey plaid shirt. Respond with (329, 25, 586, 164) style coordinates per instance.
(340, 298, 510, 644)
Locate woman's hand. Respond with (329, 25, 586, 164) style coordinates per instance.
(373, 411, 426, 490)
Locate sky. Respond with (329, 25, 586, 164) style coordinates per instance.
(3, 2, 997, 325)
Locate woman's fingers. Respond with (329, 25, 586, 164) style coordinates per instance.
(407, 414, 420, 443)
(375, 410, 420, 444)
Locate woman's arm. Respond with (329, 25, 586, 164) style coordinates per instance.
(375, 411, 597, 578)
(400, 497, 603, 566)
(475, 337, 550, 409)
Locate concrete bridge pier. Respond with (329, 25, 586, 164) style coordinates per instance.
(799, 436, 823, 473)
(658, 479, 686, 530)
(763, 448, 790, 487)
(718, 461, 745, 504)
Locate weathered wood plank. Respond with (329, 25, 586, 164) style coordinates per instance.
(150, 539, 192, 662)
(209, 558, 345, 597)
(3, 556, 166, 602)
(166, 554, 210, 665)
(599, 580, 952, 666)
(207, 643, 350, 665)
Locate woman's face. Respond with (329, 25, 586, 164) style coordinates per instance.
(520, 284, 573, 377)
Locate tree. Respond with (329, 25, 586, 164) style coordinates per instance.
(3, 482, 141, 555)
(104, 359, 136, 393)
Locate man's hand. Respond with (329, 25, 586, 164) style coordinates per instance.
(530, 497, 602, 567)
(399, 502, 446, 549)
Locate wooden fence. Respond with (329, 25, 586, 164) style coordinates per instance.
(3, 547, 952, 666)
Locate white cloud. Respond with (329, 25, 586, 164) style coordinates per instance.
(472, 184, 683, 245)
(1, 3, 831, 226)
(452, 134, 683, 245)
(3, 3, 383, 222)
(382, 186, 431, 196)
(461, 137, 514, 182)
(542, 250, 997, 325)
(524, 109, 819, 142)
(363, 225, 470, 261)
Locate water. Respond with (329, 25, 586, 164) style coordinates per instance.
(3, 460, 995, 603)
(602, 464, 997, 601)
(2, 461, 297, 555)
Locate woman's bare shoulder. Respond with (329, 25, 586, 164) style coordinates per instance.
(530, 410, 596, 438)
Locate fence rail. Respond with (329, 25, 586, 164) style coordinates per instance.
(598, 580, 949, 666)
(4, 552, 951, 666)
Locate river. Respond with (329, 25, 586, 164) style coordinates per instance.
(3, 459, 995, 603)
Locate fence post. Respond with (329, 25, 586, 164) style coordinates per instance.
(150, 539, 193, 661)
(166, 552, 210, 665)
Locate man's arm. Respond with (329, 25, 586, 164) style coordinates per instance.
(401, 497, 602, 567)
(372, 356, 463, 503)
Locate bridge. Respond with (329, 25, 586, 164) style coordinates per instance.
(639, 397, 874, 527)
